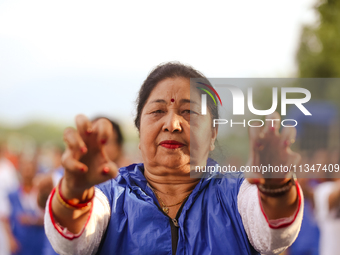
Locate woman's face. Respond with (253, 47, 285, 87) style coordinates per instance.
(139, 77, 217, 175)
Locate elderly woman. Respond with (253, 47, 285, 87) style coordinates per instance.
(45, 63, 303, 255)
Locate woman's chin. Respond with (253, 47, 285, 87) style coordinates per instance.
(154, 157, 190, 172)
(159, 145, 188, 153)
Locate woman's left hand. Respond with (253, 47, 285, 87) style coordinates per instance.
(245, 112, 301, 220)
(245, 112, 301, 219)
(246, 112, 301, 187)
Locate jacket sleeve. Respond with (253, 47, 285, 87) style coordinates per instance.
(44, 187, 111, 255)
(237, 179, 304, 255)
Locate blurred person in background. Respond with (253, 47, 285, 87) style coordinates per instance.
(312, 149, 340, 255)
(36, 146, 64, 210)
(35, 146, 64, 255)
(92, 117, 131, 168)
(289, 149, 339, 255)
(0, 142, 19, 255)
(7, 154, 45, 255)
(286, 151, 325, 255)
(287, 178, 320, 255)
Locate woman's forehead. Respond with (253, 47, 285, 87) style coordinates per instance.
(147, 77, 200, 103)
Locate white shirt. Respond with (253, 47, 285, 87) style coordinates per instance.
(0, 158, 19, 208)
(314, 181, 340, 255)
(0, 158, 19, 255)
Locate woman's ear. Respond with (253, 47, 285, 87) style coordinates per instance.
(210, 126, 218, 151)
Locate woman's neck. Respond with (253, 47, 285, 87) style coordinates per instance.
(144, 167, 199, 196)
(144, 167, 199, 219)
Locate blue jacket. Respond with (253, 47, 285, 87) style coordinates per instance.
(96, 161, 259, 255)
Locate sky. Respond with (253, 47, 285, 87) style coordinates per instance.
(0, 0, 318, 127)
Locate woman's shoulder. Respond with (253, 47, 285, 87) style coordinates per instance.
(206, 171, 245, 197)
(205, 158, 245, 186)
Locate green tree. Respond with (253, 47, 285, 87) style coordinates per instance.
(296, 0, 340, 102)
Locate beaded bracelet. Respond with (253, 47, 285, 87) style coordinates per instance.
(56, 178, 94, 210)
(258, 173, 297, 197)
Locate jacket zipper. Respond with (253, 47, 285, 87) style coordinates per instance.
(144, 184, 187, 255)
(153, 197, 187, 255)
(172, 218, 179, 227)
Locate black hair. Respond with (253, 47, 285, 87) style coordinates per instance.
(134, 62, 219, 130)
(92, 117, 124, 146)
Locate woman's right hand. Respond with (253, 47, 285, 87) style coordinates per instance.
(50, 115, 119, 234)
(61, 114, 119, 200)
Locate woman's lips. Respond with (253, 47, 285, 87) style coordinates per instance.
(159, 140, 185, 149)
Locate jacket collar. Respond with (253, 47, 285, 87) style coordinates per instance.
(118, 158, 220, 203)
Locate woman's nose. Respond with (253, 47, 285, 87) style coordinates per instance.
(162, 112, 182, 132)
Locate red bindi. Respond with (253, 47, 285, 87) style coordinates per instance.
(171, 98, 175, 102)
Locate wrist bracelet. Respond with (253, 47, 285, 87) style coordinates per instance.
(56, 178, 94, 210)
(258, 173, 297, 197)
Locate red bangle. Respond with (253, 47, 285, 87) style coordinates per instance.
(56, 178, 94, 210)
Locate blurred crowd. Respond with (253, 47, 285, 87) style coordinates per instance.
(0, 118, 133, 255)
(286, 148, 340, 255)
(0, 141, 61, 255)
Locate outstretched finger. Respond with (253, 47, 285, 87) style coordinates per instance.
(263, 112, 281, 135)
(249, 121, 264, 148)
(92, 118, 114, 148)
(63, 127, 88, 158)
(75, 114, 93, 138)
(101, 161, 118, 179)
(248, 121, 264, 168)
(286, 151, 301, 167)
(61, 149, 88, 173)
(280, 126, 297, 149)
